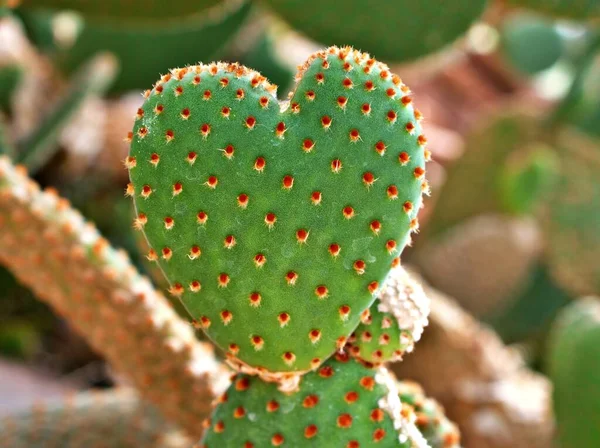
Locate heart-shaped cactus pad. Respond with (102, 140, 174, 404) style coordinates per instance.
(127, 46, 428, 374)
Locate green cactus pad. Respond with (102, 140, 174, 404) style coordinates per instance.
(548, 297, 600, 448)
(397, 381, 461, 448)
(262, 0, 489, 62)
(498, 143, 559, 215)
(542, 130, 600, 296)
(128, 47, 427, 374)
(348, 267, 430, 364)
(501, 14, 562, 75)
(18, 0, 222, 21)
(200, 353, 428, 447)
(507, 0, 600, 20)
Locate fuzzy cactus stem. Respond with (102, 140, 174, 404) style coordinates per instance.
(0, 156, 229, 438)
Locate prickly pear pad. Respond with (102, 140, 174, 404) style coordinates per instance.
(128, 46, 427, 374)
(200, 354, 425, 447)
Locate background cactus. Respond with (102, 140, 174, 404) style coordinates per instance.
(128, 47, 427, 374)
(17, 0, 222, 20)
(541, 129, 600, 297)
(261, 0, 489, 62)
(548, 297, 600, 448)
(17, 0, 252, 93)
(416, 214, 542, 318)
(0, 389, 191, 448)
(0, 157, 228, 438)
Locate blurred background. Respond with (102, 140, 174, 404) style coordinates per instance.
(0, 1, 599, 447)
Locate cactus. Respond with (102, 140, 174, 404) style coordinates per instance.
(0, 62, 22, 111)
(542, 129, 600, 296)
(200, 352, 430, 448)
(0, 156, 229, 438)
(0, 389, 191, 447)
(397, 382, 460, 448)
(416, 214, 543, 318)
(548, 297, 600, 448)
(261, 0, 489, 62)
(506, 0, 600, 20)
(128, 46, 427, 375)
(498, 142, 559, 215)
(347, 266, 430, 365)
(500, 14, 563, 76)
(18, 0, 222, 21)
(20, 0, 252, 93)
(393, 271, 554, 448)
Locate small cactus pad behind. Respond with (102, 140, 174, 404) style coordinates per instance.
(348, 267, 430, 364)
(397, 382, 460, 448)
(200, 354, 427, 447)
(128, 47, 427, 374)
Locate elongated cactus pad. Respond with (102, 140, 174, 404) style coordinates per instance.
(0, 389, 190, 448)
(348, 267, 430, 364)
(128, 46, 427, 374)
(262, 0, 488, 62)
(548, 297, 600, 448)
(542, 130, 600, 296)
(397, 381, 460, 448)
(200, 353, 429, 448)
(507, 0, 600, 20)
(0, 157, 229, 438)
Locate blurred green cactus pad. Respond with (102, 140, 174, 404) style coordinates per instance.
(507, 0, 600, 20)
(549, 297, 600, 448)
(262, 0, 489, 62)
(128, 46, 427, 374)
(543, 130, 600, 297)
(18, 0, 223, 21)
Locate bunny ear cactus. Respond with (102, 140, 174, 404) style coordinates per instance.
(261, 0, 489, 62)
(548, 297, 600, 448)
(0, 389, 190, 448)
(200, 353, 430, 448)
(127, 46, 428, 376)
(347, 266, 430, 365)
(542, 129, 600, 296)
(397, 381, 460, 448)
